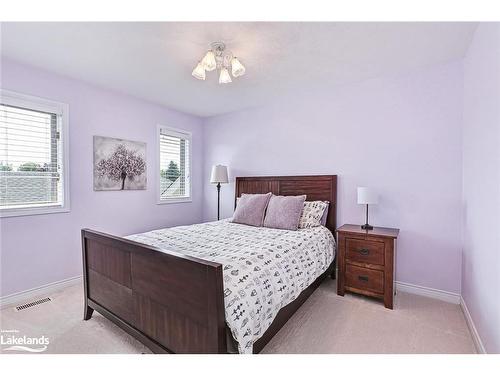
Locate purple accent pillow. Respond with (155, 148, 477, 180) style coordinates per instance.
(263, 194, 307, 231)
(232, 193, 272, 227)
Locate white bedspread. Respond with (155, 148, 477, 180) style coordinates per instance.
(127, 219, 336, 353)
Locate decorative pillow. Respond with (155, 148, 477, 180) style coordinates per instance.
(232, 193, 272, 227)
(320, 201, 330, 226)
(298, 201, 329, 229)
(263, 194, 307, 231)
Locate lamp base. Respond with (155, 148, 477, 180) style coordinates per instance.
(361, 224, 374, 230)
(216, 183, 221, 221)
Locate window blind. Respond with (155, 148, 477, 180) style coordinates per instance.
(0, 103, 64, 210)
(159, 128, 191, 201)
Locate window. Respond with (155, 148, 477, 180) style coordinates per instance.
(157, 126, 191, 204)
(0, 90, 69, 217)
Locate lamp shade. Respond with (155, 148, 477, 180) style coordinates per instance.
(219, 68, 232, 84)
(357, 187, 378, 205)
(231, 57, 246, 77)
(201, 50, 216, 71)
(210, 165, 229, 184)
(192, 62, 206, 80)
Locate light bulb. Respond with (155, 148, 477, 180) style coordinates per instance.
(231, 57, 245, 77)
(219, 68, 232, 84)
(192, 62, 206, 80)
(201, 50, 216, 71)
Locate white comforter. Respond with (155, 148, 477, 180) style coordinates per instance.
(127, 219, 336, 353)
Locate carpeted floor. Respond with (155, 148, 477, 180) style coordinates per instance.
(0, 278, 476, 354)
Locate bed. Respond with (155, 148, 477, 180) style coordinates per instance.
(81, 175, 337, 353)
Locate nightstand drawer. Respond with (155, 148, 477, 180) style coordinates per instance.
(345, 264, 384, 294)
(346, 238, 384, 265)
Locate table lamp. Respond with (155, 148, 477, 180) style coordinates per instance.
(357, 187, 378, 230)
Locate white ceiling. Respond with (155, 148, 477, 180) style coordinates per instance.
(1, 22, 477, 117)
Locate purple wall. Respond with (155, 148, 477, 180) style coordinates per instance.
(462, 24, 500, 353)
(202, 61, 464, 294)
(0, 58, 204, 297)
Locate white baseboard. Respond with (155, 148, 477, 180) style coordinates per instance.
(395, 281, 461, 304)
(460, 296, 487, 354)
(0, 275, 82, 309)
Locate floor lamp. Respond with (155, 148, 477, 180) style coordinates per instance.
(210, 165, 229, 220)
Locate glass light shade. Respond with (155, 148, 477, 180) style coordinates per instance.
(191, 62, 206, 80)
(231, 57, 246, 77)
(357, 187, 378, 205)
(219, 68, 232, 84)
(201, 50, 216, 71)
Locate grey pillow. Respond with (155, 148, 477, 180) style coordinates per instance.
(232, 193, 272, 227)
(263, 194, 307, 231)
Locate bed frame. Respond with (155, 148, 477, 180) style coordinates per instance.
(82, 175, 337, 353)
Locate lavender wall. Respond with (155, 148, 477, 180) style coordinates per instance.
(202, 61, 464, 294)
(0, 58, 204, 297)
(462, 24, 500, 353)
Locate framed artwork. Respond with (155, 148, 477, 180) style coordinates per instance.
(93, 136, 147, 191)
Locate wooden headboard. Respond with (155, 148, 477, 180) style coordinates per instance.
(235, 175, 338, 233)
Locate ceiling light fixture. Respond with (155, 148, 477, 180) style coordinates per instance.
(192, 42, 245, 84)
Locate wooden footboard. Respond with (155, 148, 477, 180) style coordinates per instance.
(81, 229, 227, 353)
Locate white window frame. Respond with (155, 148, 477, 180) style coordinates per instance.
(0, 89, 70, 218)
(156, 125, 192, 205)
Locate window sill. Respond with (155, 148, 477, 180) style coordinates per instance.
(156, 198, 192, 205)
(0, 205, 70, 218)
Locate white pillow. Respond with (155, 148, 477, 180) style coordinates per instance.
(298, 201, 329, 229)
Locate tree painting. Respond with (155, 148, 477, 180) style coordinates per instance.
(93, 136, 147, 191)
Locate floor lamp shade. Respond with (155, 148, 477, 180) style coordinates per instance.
(210, 165, 229, 184)
(210, 165, 228, 221)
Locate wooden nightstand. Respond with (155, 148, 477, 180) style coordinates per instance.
(336, 224, 399, 309)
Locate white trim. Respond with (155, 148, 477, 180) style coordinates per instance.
(156, 198, 193, 205)
(460, 296, 487, 354)
(0, 205, 71, 218)
(0, 275, 82, 309)
(0, 89, 70, 218)
(395, 281, 461, 304)
(0, 89, 64, 115)
(156, 124, 193, 205)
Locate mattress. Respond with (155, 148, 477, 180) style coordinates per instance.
(127, 219, 336, 353)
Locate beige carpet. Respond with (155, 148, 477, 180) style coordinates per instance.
(0, 279, 476, 354)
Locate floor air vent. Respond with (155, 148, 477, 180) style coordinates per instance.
(16, 297, 52, 311)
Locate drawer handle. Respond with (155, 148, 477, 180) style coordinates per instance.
(358, 248, 370, 256)
(358, 275, 369, 282)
